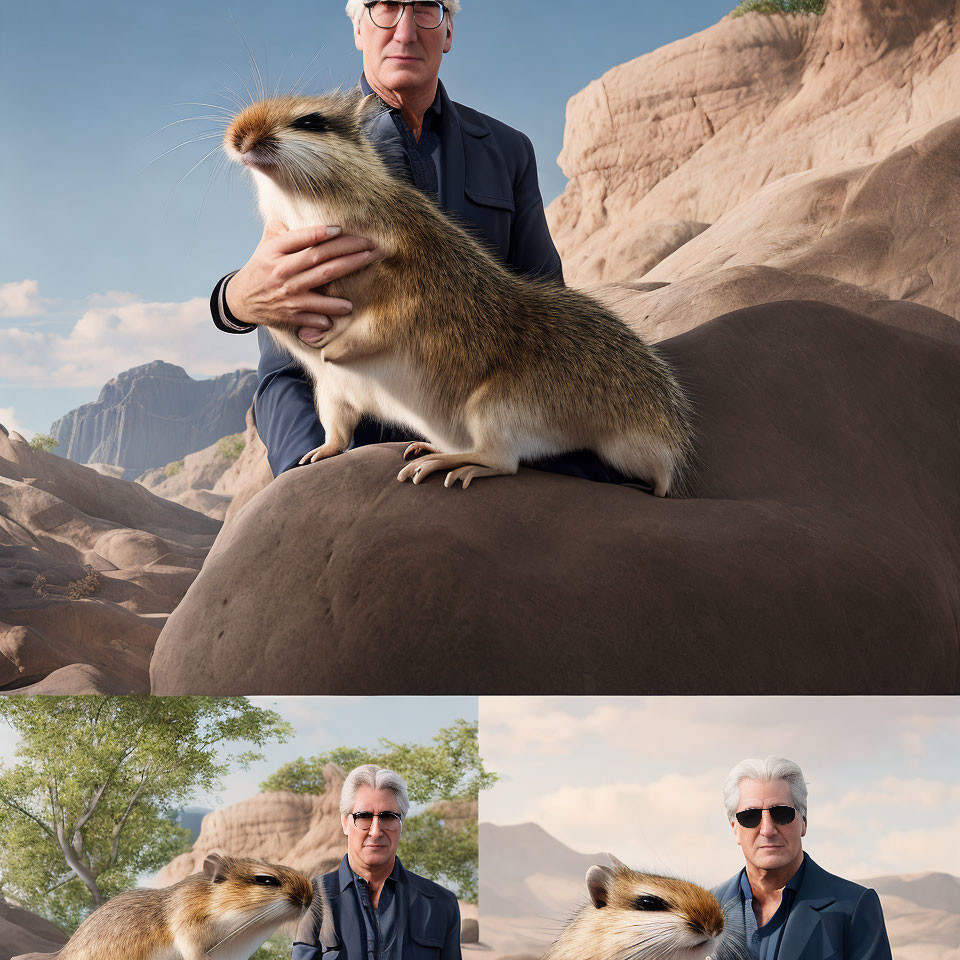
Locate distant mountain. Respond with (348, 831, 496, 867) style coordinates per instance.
(50, 361, 256, 479)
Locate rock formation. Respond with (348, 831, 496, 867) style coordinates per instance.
(0, 426, 219, 693)
(155, 764, 348, 886)
(0, 898, 67, 960)
(149, 300, 960, 695)
(50, 361, 256, 479)
(549, 0, 960, 310)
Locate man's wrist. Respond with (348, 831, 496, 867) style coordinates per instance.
(211, 271, 257, 333)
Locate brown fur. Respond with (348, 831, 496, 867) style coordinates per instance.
(224, 91, 695, 495)
(544, 861, 725, 960)
(57, 854, 313, 960)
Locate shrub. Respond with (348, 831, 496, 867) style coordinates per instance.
(29, 434, 58, 454)
(164, 459, 184, 477)
(32, 574, 48, 598)
(67, 565, 102, 600)
(217, 434, 246, 462)
(731, 0, 826, 16)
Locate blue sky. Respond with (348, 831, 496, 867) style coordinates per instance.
(479, 697, 960, 883)
(0, 0, 737, 438)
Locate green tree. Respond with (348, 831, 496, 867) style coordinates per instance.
(260, 719, 494, 902)
(0, 697, 292, 931)
(731, 0, 826, 16)
(29, 433, 58, 454)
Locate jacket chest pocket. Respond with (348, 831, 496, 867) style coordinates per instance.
(410, 931, 444, 959)
(463, 188, 515, 262)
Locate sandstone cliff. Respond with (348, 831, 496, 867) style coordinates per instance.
(549, 0, 960, 319)
(50, 361, 256, 479)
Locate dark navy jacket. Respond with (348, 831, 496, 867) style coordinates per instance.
(291, 856, 461, 960)
(713, 855, 893, 960)
(218, 79, 564, 477)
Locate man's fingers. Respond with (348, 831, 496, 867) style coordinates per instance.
(297, 293, 354, 318)
(292, 250, 380, 291)
(279, 235, 377, 280)
(271, 223, 346, 254)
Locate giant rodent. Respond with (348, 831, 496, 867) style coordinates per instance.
(543, 861, 726, 960)
(224, 91, 694, 495)
(55, 853, 314, 960)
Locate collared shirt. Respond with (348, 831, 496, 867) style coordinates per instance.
(739, 854, 808, 960)
(340, 855, 405, 960)
(359, 73, 444, 203)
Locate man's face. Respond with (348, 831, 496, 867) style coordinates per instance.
(731, 778, 806, 873)
(354, 2, 453, 97)
(342, 785, 403, 872)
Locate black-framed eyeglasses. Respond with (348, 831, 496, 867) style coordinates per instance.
(734, 805, 797, 829)
(364, 1, 448, 29)
(349, 810, 404, 831)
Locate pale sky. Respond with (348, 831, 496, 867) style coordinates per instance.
(1, 0, 737, 438)
(478, 696, 960, 885)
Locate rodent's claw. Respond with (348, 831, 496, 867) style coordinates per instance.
(402, 441, 439, 461)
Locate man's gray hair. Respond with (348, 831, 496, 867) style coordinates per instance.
(346, 0, 461, 23)
(722, 756, 808, 822)
(340, 763, 411, 818)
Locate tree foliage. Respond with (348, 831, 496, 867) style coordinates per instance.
(731, 0, 826, 15)
(0, 697, 292, 931)
(29, 433, 58, 454)
(259, 719, 493, 902)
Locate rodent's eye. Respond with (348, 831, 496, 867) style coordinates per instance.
(635, 895, 670, 911)
(254, 874, 282, 886)
(291, 113, 330, 133)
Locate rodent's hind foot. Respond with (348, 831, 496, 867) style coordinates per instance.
(443, 464, 505, 489)
(299, 442, 345, 465)
(397, 451, 517, 488)
(402, 441, 439, 461)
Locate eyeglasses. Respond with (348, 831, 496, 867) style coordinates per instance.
(349, 810, 403, 831)
(734, 805, 797, 829)
(364, 1, 448, 29)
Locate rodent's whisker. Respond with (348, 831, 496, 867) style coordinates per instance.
(142, 133, 224, 174)
(230, 14, 266, 103)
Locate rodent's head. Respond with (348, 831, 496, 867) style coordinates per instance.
(201, 853, 314, 920)
(575, 860, 725, 960)
(223, 92, 385, 197)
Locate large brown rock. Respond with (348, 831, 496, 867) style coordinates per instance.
(155, 764, 347, 886)
(0, 897, 67, 960)
(150, 300, 960, 695)
(0, 430, 219, 693)
(550, 0, 960, 297)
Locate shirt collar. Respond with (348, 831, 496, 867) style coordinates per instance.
(359, 73, 443, 117)
(338, 853, 403, 892)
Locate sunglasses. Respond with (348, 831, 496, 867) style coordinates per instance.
(734, 805, 797, 828)
(349, 810, 403, 831)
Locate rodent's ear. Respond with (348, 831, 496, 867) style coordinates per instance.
(203, 853, 231, 883)
(586, 865, 615, 909)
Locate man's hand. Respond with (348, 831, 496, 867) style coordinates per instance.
(225, 220, 379, 340)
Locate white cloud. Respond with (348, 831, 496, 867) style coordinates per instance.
(0, 297, 259, 387)
(525, 774, 743, 885)
(85, 289, 141, 307)
(0, 279, 46, 317)
(0, 407, 28, 437)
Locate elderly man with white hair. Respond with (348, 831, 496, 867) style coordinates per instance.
(714, 756, 892, 960)
(211, 1, 641, 488)
(292, 763, 462, 960)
